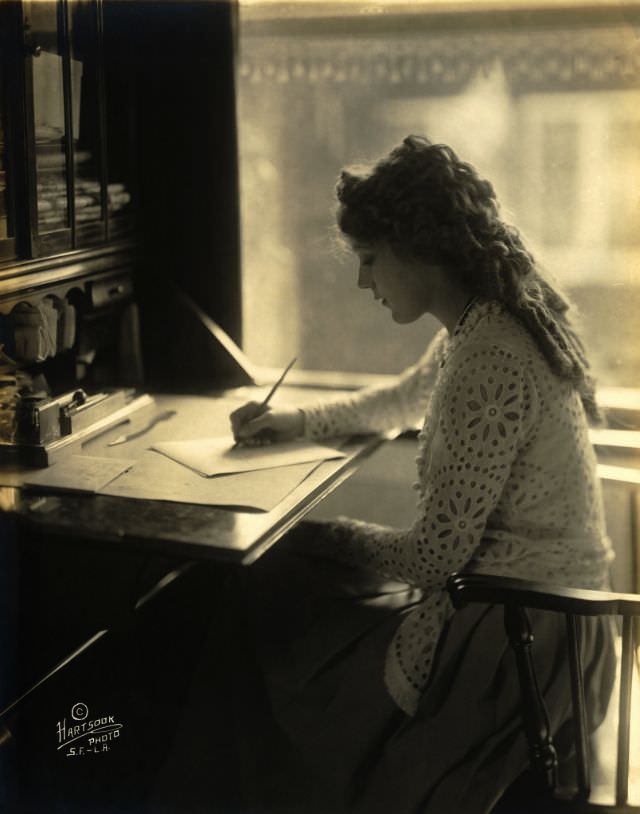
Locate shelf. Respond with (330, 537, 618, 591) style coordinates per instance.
(0, 243, 136, 312)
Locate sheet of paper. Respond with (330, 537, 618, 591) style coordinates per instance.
(24, 455, 135, 494)
(99, 449, 321, 511)
(150, 436, 346, 478)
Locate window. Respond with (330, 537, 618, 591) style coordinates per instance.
(540, 120, 579, 246)
(237, 1, 640, 388)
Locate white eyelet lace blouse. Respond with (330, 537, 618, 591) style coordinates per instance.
(301, 298, 613, 717)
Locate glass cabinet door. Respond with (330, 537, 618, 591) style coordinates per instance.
(0, 12, 17, 262)
(26, 0, 73, 254)
(1, 0, 134, 265)
(69, 0, 107, 247)
(0, 72, 15, 260)
(104, 56, 134, 240)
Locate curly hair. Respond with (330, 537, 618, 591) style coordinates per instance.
(336, 135, 600, 423)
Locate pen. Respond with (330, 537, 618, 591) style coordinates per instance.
(233, 357, 297, 448)
(259, 356, 297, 410)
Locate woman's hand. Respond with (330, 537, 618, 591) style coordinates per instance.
(230, 402, 305, 445)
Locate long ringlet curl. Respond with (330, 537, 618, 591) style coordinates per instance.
(336, 135, 601, 423)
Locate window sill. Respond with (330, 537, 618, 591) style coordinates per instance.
(256, 366, 396, 392)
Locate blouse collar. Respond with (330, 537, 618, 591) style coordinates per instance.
(441, 297, 500, 364)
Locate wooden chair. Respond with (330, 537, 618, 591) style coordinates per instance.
(446, 573, 640, 814)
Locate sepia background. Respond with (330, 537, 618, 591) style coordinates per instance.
(236, 0, 640, 390)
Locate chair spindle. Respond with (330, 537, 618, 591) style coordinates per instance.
(566, 612, 591, 801)
(616, 615, 635, 807)
(504, 602, 558, 791)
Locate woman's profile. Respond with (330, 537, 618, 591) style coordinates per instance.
(230, 135, 615, 813)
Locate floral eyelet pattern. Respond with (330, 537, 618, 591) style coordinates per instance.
(466, 381, 521, 441)
(435, 495, 485, 550)
(303, 299, 610, 717)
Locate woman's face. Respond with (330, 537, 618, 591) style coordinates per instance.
(352, 240, 434, 324)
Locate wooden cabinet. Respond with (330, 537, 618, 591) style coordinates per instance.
(0, 0, 134, 265)
(0, 2, 22, 264)
(1, 0, 245, 404)
(0, 0, 142, 440)
(0, 10, 245, 808)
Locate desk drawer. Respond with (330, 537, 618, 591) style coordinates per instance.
(89, 274, 133, 309)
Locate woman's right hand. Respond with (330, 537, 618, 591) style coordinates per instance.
(229, 402, 305, 445)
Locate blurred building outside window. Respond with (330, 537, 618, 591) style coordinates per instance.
(236, 0, 640, 390)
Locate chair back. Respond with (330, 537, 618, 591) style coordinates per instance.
(447, 573, 640, 810)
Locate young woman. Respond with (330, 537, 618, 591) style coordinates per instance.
(230, 136, 615, 813)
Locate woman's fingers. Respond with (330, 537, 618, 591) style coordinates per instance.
(230, 401, 267, 438)
(240, 427, 278, 447)
(240, 411, 274, 439)
(230, 404, 305, 443)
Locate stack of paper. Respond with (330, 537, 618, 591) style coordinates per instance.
(25, 455, 135, 493)
(99, 438, 346, 512)
(150, 437, 346, 477)
(17, 394, 350, 513)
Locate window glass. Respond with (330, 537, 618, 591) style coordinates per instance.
(69, 0, 106, 243)
(237, 3, 640, 387)
(0, 61, 13, 243)
(31, 0, 70, 234)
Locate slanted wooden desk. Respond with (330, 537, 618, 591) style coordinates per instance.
(0, 387, 386, 725)
(1, 388, 385, 565)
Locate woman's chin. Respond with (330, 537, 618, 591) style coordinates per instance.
(391, 309, 419, 325)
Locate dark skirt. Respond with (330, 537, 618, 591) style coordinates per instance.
(241, 521, 616, 814)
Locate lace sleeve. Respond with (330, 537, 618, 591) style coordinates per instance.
(315, 342, 538, 588)
(303, 329, 447, 439)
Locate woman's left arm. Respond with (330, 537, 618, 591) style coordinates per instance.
(317, 343, 539, 588)
(302, 329, 448, 439)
